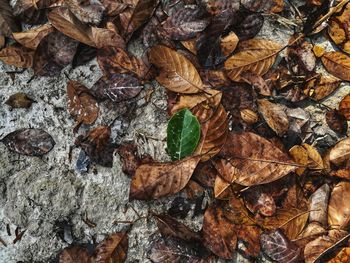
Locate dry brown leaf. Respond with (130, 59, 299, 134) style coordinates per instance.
(330, 169, 350, 179)
(67, 80, 99, 127)
(219, 132, 296, 186)
(327, 247, 350, 263)
(241, 0, 284, 13)
(326, 109, 348, 135)
(65, 0, 105, 25)
(289, 145, 308, 175)
(225, 38, 282, 82)
(129, 156, 200, 200)
(309, 184, 330, 227)
(240, 109, 258, 124)
(321, 51, 350, 81)
(90, 26, 125, 49)
(329, 137, 350, 166)
(303, 75, 341, 101)
(220, 32, 238, 56)
(302, 143, 324, 170)
(181, 39, 197, 55)
(257, 99, 289, 136)
(13, 24, 54, 50)
(149, 45, 204, 93)
(0, 35, 4, 49)
(5, 92, 34, 109)
(339, 93, 350, 120)
(0, 45, 33, 68)
(59, 245, 90, 263)
(328, 181, 350, 229)
(93, 232, 128, 263)
(328, 2, 350, 54)
(241, 71, 272, 96)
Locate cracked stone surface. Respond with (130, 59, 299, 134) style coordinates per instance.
(1, 7, 350, 263)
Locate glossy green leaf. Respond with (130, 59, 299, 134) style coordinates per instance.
(167, 109, 200, 160)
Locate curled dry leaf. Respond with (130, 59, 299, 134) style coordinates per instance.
(225, 39, 282, 82)
(149, 45, 204, 93)
(328, 181, 350, 229)
(329, 137, 350, 166)
(67, 80, 99, 126)
(93, 232, 128, 263)
(5, 92, 34, 109)
(33, 31, 78, 76)
(13, 24, 54, 50)
(2, 128, 55, 156)
(219, 132, 296, 186)
(241, 0, 284, 13)
(328, 2, 350, 54)
(326, 109, 348, 135)
(321, 51, 350, 81)
(76, 126, 114, 167)
(198, 104, 228, 162)
(257, 99, 289, 137)
(59, 245, 90, 263)
(260, 229, 301, 263)
(309, 184, 330, 227)
(129, 156, 200, 200)
(339, 93, 350, 120)
(220, 32, 239, 57)
(65, 0, 105, 25)
(0, 0, 20, 37)
(0, 45, 34, 68)
(303, 75, 341, 101)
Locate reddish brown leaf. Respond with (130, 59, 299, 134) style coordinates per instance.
(329, 137, 350, 167)
(339, 93, 350, 120)
(0, 45, 34, 68)
(59, 246, 90, 263)
(321, 51, 350, 81)
(328, 181, 350, 229)
(13, 24, 54, 50)
(93, 232, 128, 263)
(303, 75, 341, 101)
(65, 0, 105, 25)
(326, 109, 348, 134)
(241, 71, 272, 96)
(241, 0, 284, 13)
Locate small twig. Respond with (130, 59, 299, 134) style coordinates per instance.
(0, 236, 7, 247)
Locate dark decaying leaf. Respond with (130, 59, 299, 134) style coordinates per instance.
(287, 37, 316, 74)
(233, 13, 264, 41)
(0, 45, 34, 68)
(260, 229, 301, 263)
(200, 0, 239, 15)
(241, 71, 271, 96)
(117, 142, 141, 176)
(168, 196, 192, 219)
(5, 92, 34, 109)
(92, 74, 143, 102)
(59, 245, 90, 263)
(326, 109, 348, 135)
(34, 30, 78, 76)
(67, 80, 99, 126)
(13, 0, 56, 24)
(93, 232, 128, 263)
(72, 44, 98, 68)
(76, 126, 115, 167)
(162, 5, 210, 40)
(129, 156, 200, 200)
(167, 108, 201, 160)
(65, 0, 105, 25)
(2, 128, 55, 156)
(241, 0, 284, 13)
(0, 0, 20, 37)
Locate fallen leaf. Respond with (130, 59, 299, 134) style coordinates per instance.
(2, 128, 55, 156)
(0, 0, 20, 37)
(303, 75, 341, 101)
(201, 0, 239, 15)
(225, 39, 282, 82)
(240, 109, 259, 125)
(65, 0, 105, 25)
(339, 93, 350, 120)
(309, 184, 330, 227)
(233, 13, 264, 41)
(328, 181, 350, 229)
(260, 229, 301, 263)
(321, 51, 350, 81)
(67, 80, 99, 127)
(289, 145, 308, 175)
(241, 0, 284, 13)
(12, 24, 54, 50)
(72, 44, 97, 68)
(129, 156, 200, 200)
(329, 137, 350, 166)
(0, 45, 34, 68)
(59, 246, 90, 263)
(242, 71, 272, 96)
(220, 32, 239, 56)
(326, 109, 348, 134)
(258, 99, 289, 136)
(13, 0, 56, 24)
(93, 232, 128, 263)
(330, 169, 350, 179)
(219, 132, 296, 186)
(149, 45, 204, 93)
(287, 37, 316, 74)
(327, 247, 350, 263)
(5, 92, 34, 109)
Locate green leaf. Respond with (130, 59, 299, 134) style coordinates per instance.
(167, 108, 200, 160)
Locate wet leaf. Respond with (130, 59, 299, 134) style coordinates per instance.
(328, 2, 350, 54)
(219, 132, 296, 186)
(241, 0, 284, 13)
(0, 45, 34, 68)
(326, 109, 348, 135)
(2, 128, 55, 156)
(13, 24, 54, 50)
(303, 75, 341, 101)
(0, 0, 20, 37)
(33, 30, 78, 76)
(67, 80, 99, 127)
(260, 229, 301, 263)
(329, 137, 350, 167)
(149, 45, 204, 93)
(65, 0, 105, 25)
(328, 181, 350, 229)
(257, 99, 289, 137)
(5, 92, 34, 109)
(339, 93, 350, 120)
(162, 5, 209, 40)
(76, 126, 114, 167)
(321, 51, 350, 81)
(225, 39, 282, 82)
(93, 232, 128, 263)
(167, 108, 200, 160)
(129, 156, 200, 200)
(59, 245, 90, 263)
